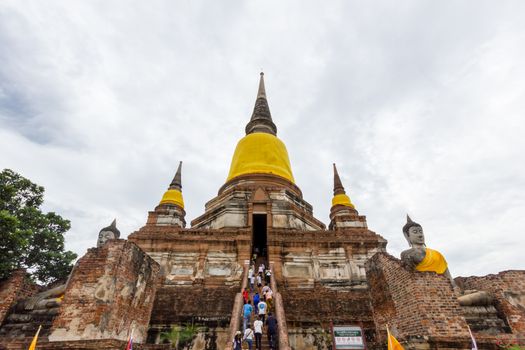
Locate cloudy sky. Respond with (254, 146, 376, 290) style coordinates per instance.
(1, 1, 524, 277)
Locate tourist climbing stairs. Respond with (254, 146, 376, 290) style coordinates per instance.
(228, 258, 288, 349)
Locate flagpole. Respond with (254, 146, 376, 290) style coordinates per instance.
(467, 325, 478, 350)
(386, 324, 392, 350)
(28, 325, 42, 350)
(125, 326, 134, 350)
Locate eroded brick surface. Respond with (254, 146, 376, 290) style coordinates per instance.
(150, 286, 237, 326)
(0, 270, 39, 326)
(366, 253, 470, 348)
(281, 288, 378, 348)
(0, 339, 170, 350)
(456, 271, 525, 335)
(49, 240, 160, 343)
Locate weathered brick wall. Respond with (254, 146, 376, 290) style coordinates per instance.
(149, 286, 237, 326)
(0, 269, 39, 325)
(49, 240, 160, 343)
(267, 227, 386, 349)
(146, 286, 235, 349)
(281, 288, 378, 349)
(146, 286, 236, 348)
(146, 327, 229, 350)
(0, 339, 170, 350)
(365, 253, 469, 346)
(281, 288, 373, 325)
(130, 224, 247, 349)
(456, 270, 525, 335)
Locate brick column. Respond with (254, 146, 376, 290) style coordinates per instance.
(366, 253, 470, 348)
(0, 269, 38, 325)
(49, 240, 160, 343)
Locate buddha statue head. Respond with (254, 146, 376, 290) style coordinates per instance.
(97, 219, 120, 248)
(402, 215, 425, 247)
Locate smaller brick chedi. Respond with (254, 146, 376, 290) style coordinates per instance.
(0, 73, 524, 350)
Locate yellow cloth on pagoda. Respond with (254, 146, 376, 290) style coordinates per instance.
(415, 248, 448, 275)
(227, 132, 295, 183)
(159, 189, 184, 209)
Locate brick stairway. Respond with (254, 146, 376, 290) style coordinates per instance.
(236, 257, 277, 350)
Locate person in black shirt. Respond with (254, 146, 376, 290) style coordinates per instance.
(266, 312, 278, 349)
(232, 331, 242, 350)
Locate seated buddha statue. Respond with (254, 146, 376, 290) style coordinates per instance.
(400, 215, 454, 283)
(20, 219, 120, 311)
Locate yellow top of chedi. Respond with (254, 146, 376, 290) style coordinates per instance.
(226, 72, 295, 184)
(226, 132, 295, 183)
(331, 163, 355, 209)
(331, 193, 354, 208)
(160, 189, 184, 209)
(159, 161, 185, 209)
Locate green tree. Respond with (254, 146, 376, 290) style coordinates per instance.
(0, 169, 77, 284)
(160, 323, 201, 349)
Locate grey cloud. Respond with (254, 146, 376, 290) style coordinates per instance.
(0, 0, 524, 277)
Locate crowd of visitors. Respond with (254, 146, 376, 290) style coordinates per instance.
(235, 259, 277, 350)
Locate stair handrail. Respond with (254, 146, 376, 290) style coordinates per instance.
(269, 262, 291, 350)
(226, 260, 249, 349)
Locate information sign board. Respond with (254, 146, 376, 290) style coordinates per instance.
(332, 325, 365, 349)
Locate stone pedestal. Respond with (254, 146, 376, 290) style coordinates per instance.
(0, 269, 39, 325)
(456, 271, 525, 341)
(49, 240, 160, 343)
(366, 253, 470, 349)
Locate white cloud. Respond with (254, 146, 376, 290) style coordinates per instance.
(1, 1, 524, 277)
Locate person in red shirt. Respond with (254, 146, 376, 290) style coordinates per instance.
(242, 287, 249, 303)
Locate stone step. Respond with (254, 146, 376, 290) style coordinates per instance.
(240, 258, 280, 349)
(0, 322, 52, 338)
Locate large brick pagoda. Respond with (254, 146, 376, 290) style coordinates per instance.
(0, 73, 523, 350)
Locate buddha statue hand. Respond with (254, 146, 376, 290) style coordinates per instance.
(400, 248, 426, 270)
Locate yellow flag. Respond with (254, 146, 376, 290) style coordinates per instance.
(387, 326, 404, 350)
(28, 325, 42, 350)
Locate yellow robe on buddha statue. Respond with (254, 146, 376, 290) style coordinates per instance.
(415, 248, 448, 274)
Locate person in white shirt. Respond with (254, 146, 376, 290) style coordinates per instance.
(257, 300, 267, 323)
(258, 264, 265, 274)
(253, 316, 263, 350)
(265, 288, 273, 310)
(256, 273, 262, 288)
(265, 269, 271, 284)
(261, 285, 270, 296)
(243, 324, 254, 350)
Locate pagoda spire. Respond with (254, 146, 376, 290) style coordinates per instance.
(333, 163, 346, 196)
(152, 161, 186, 228)
(169, 161, 182, 191)
(329, 163, 363, 230)
(159, 161, 184, 209)
(256, 71, 267, 99)
(245, 72, 277, 136)
(331, 163, 354, 209)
